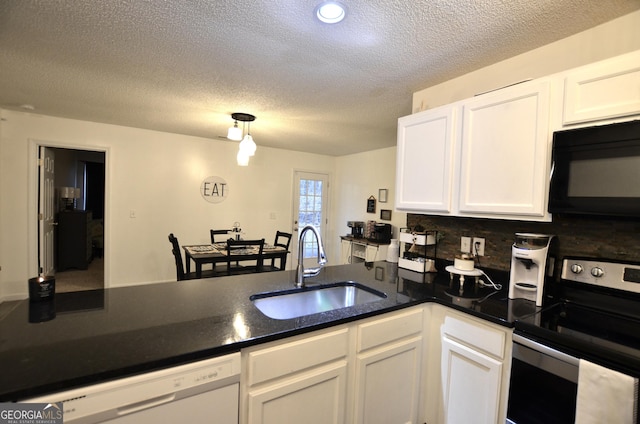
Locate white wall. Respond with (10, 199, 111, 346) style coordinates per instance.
(413, 10, 640, 112)
(333, 147, 406, 252)
(0, 110, 340, 299)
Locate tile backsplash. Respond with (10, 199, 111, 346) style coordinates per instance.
(406, 213, 640, 276)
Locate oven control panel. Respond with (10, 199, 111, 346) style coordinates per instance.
(561, 258, 640, 293)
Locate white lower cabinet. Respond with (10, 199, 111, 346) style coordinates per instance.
(241, 307, 424, 424)
(241, 304, 512, 424)
(365, 244, 387, 262)
(435, 307, 512, 424)
(352, 307, 424, 424)
(440, 336, 502, 424)
(340, 238, 389, 264)
(247, 361, 348, 424)
(242, 327, 349, 424)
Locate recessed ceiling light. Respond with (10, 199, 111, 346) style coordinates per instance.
(315, 1, 346, 24)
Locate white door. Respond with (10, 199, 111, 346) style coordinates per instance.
(39, 146, 56, 276)
(292, 171, 329, 267)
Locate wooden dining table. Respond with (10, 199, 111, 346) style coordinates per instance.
(182, 243, 289, 278)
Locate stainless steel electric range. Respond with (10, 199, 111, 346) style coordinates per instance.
(508, 257, 640, 424)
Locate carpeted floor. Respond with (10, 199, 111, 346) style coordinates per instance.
(55, 257, 104, 293)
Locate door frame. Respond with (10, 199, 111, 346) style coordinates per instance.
(27, 139, 111, 286)
(291, 170, 331, 267)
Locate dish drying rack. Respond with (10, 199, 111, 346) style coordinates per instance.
(398, 229, 438, 273)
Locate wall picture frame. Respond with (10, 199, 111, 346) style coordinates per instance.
(380, 209, 392, 220)
(378, 189, 388, 203)
(367, 196, 376, 213)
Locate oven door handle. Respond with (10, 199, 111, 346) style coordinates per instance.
(513, 334, 580, 383)
(513, 334, 579, 366)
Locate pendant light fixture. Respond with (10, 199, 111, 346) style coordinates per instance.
(227, 119, 242, 141)
(227, 113, 257, 166)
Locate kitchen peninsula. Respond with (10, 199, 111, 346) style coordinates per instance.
(0, 261, 518, 422)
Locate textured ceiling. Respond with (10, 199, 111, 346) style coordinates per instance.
(0, 1, 638, 156)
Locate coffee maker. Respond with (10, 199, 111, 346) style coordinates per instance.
(508, 233, 554, 306)
(347, 221, 364, 238)
(369, 223, 392, 243)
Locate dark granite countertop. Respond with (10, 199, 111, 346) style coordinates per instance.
(0, 261, 534, 401)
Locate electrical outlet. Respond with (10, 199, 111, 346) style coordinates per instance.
(460, 236, 471, 253)
(472, 237, 485, 256)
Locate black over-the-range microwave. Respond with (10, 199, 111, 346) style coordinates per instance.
(548, 119, 640, 218)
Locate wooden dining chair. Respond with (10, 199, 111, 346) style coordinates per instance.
(267, 231, 293, 271)
(168, 233, 218, 281)
(210, 229, 232, 244)
(225, 238, 265, 275)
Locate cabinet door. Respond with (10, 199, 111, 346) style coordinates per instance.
(364, 245, 378, 262)
(353, 336, 422, 424)
(458, 80, 551, 219)
(396, 105, 457, 212)
(563, 50, 640, 125)
(441, 336, 502, 424)
(341, 240, 352, 264)
(247, 361, 347, 424)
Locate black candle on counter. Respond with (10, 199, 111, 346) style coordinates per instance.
(28, 275, 55, 302)
(28, 299, 56, 323)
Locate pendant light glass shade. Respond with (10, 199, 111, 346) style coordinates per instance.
(237, 149, 250, 166)
(239, 134, 257, 156)
(227, 122, 243, 141)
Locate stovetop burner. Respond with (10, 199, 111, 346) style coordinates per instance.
(515, 257, 640, 375)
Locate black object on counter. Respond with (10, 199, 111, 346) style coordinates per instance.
(28, 299, 56, 323)
(28, 276, 55, 302)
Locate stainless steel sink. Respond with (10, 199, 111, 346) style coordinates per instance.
(250, 281, 387, 320)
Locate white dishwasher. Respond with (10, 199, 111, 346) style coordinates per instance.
(24, 352, 241, 424)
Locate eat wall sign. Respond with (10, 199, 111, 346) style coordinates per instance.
(200, 176, 228, 203)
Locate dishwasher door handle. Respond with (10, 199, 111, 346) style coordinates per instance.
(116, 393, 177, 416)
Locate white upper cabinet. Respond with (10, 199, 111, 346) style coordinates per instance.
(396, 50, 640, 221)
(396, 80, 551, 221)
(395, 105, 457, 212)
(563, 50, 640, 125)
(458, 80, 551, 220)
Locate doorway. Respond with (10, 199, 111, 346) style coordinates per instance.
(38, 146, 106, 292)
(292, 171, 329, 267)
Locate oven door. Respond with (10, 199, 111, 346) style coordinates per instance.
(507, 334, 579, 424)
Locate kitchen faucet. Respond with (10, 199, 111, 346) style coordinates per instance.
(295, 225, 327, 288)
